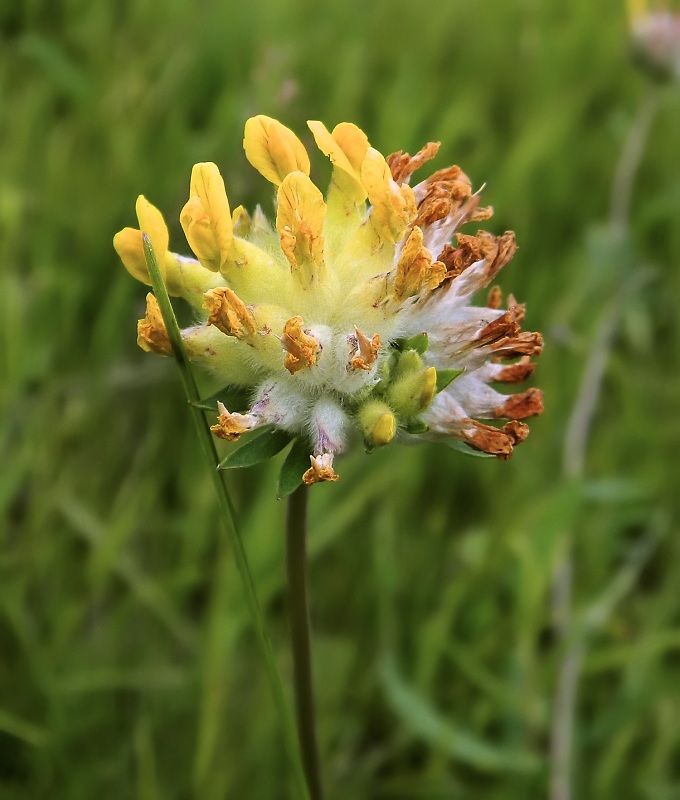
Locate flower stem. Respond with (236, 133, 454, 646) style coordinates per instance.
(142, 235, 310, 800)
(286, 485, 324, 800)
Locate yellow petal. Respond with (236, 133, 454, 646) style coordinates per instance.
(361, 148, 415, 244)
(307, 120, 366, 203)
(332, 122, 370, 174)
(113, 227, 150, 285)
(243, 115, 310, 186)
(276, 172, 326, 276)
(394, 225, 446, 300)
(180, 162, 233, 271)
(135, 196, 169, 267)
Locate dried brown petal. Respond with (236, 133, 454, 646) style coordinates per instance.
(494, 357, 536, 384)
(387, 142, 440, 184)
(494, 387, 544, 420)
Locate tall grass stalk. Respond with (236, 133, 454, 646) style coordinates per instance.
(549, 84, 661, 800)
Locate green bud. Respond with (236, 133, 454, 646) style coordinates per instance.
(357, 399, 396, 447)
(392, 349, 424, 380)
(387, 366, 437, 417)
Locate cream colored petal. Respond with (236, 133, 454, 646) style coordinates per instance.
(243, 115, 310, 185)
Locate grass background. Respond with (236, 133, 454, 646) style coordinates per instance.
(2, 0, 680, 797)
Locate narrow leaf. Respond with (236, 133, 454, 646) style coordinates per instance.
(191, 385, 251, 413)
(277, 438, 311, 499)
(218, 428, 293, 470)
(441, 437, 495, 458)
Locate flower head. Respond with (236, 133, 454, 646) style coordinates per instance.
(629, 0, 680, 82)
(114, 116, 543, 484)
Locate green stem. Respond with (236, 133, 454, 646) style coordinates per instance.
(142, 235, 310, 800)
(286, 485, 324, 800)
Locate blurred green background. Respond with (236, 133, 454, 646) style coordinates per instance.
(2, 0, 680, 798)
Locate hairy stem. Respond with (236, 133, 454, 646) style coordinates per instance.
(286, 485, 324, 800)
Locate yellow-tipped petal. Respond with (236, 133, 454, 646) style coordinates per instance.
(361, 148, 416, 244)
(203, 287, 256, 339)
(180, 162, 233, 272)
(332, 123, 370, 173)
(137, 293, 172, 356)
(394, 226, 446, 300)
(307, 120, 366, 203)
(114, 227, 150, 285)
(276, 172, 326, 276)
(244, 115, 310, 186)
(135, 196, 168, 267)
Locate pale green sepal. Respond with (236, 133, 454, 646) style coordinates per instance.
(404, 419, 429, 435)
(395, 332, 429, 354)
(435, 368, 465, 394)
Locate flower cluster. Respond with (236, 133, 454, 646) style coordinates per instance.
(114, 116, 543, 485)
(629, 0, 680, 82)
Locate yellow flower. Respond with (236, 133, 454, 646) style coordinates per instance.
(115, 116, 544, 484)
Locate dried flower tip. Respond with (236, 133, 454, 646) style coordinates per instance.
(487, 286, 502, 309)
(387, 142, 440, 185)
(281, 316, 321, 374)
(350, 328, 380, 370)
(210, 401, 259, 441)
(302, 453, 339, 485)
(137, 293, 172, 356)
(494, 357, 536, 384)
(494, 387, 544, 420)
(203, 287, 256, 339)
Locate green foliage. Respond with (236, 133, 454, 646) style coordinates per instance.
(217, 429, 294, 471)
(2, 0, 680, 798)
